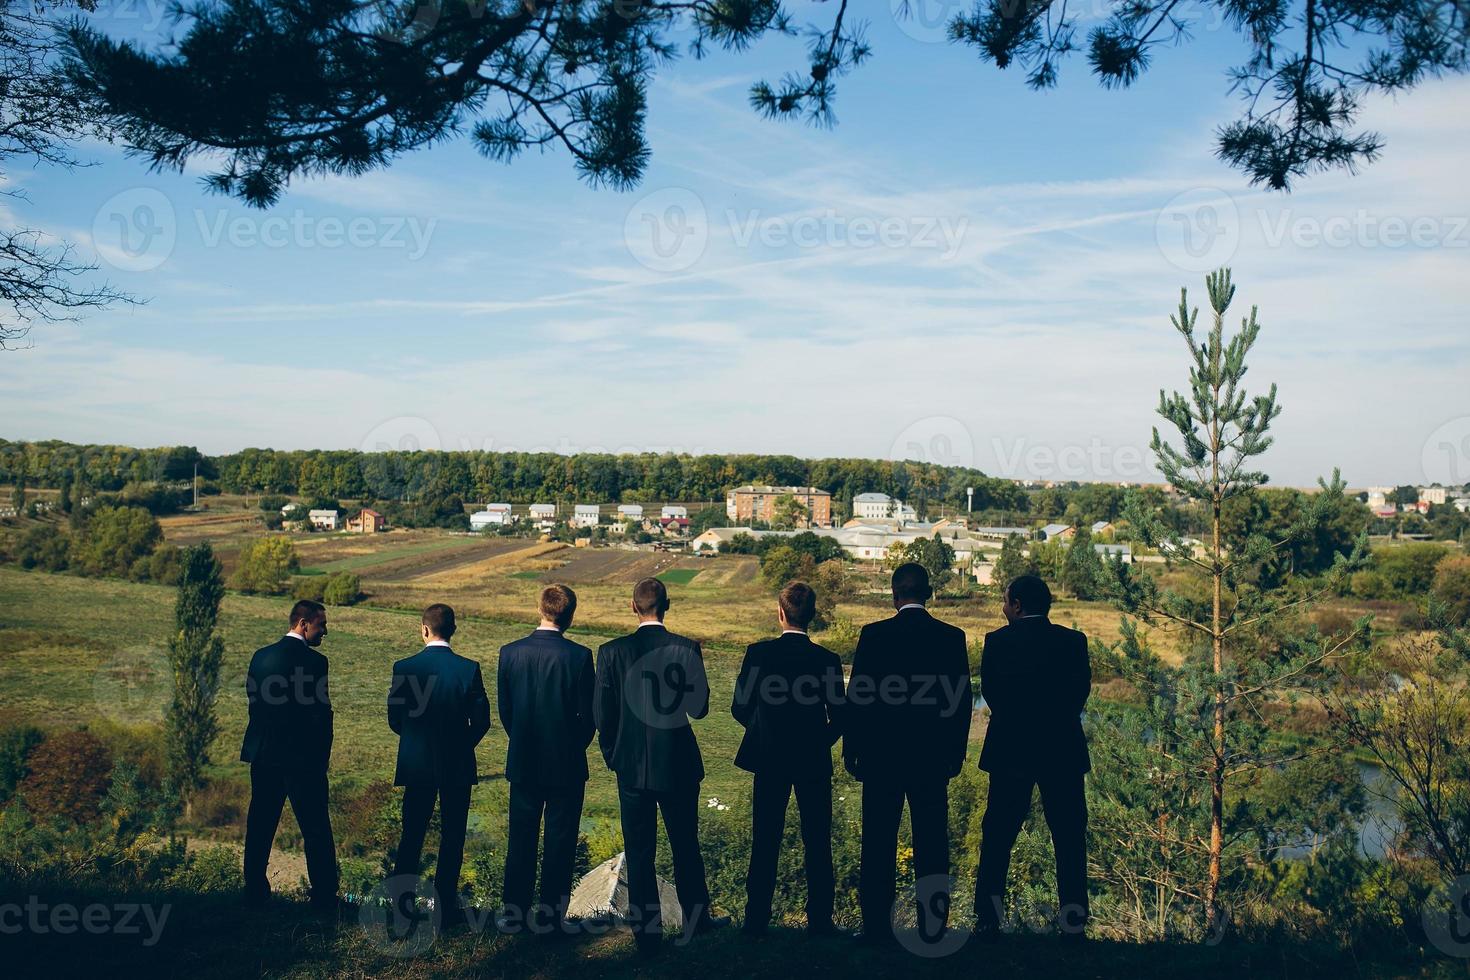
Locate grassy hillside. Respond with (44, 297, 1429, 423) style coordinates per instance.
(0, 567, 777, 822)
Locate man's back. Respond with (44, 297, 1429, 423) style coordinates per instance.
(497, 630, 596, 786)
(844, 607, 972, 783)
(388, 646, 492, 786)
(594, 624, 710, 791)
(240, 636, 333, 771)
(978, 617, 1091, 776)
(732, 633, 843, 779)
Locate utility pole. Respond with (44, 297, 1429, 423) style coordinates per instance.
(967, 486, 974, 513)
(193, 462, 200, 509)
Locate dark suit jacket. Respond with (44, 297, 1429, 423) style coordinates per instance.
(387, 644, 492, 787)
(977, 617, 1092, 776)
(594, 623, 709, 792)
(240, 635, 333, 772)
(497, 629, 596, 787)
(842, 607, 972, 784)
(731, 632, 844, 780)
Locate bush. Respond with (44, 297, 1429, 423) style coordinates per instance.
(817, 616, 860, 662)
(164, 844, 243, 893)
(259, 495, 289, 513)
(1373, 542, 1452, 597)
(232, 536, 299, 594)
(292, 575, 327, 602)
(137, 543, 183, 585)
(0, 724, 45, 804)
(13, 524, 70, 571)
(71, 505, 163, 578)
(323, 571, 362, 606)
(17, 729, 115, 823)
(1431, 554, 1470, 626)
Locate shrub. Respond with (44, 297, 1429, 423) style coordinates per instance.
(323, 571, 362, 605)
(1373, 542, 1451, 597)
(13, 524, 70, 571)
(335, 780, 399, 857)
(292, 575, 327, 602)
(232, 536, 299, 594)
(0, 724, 45, 804)
(1431, 554, 1470, 626)
(165, 844, 243, 893)
(17, 729, 115, 822)
(259, 495, 289, 513)
(71, 505, 163, 578)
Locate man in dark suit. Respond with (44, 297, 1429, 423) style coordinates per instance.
(241, 599, 339, 910)
(731, 581, 844, 937)
(594, 577, 730, 954)
(974, 574, 1091, 938)
(844, 563, 972, 946)
(387, 603, 492, 929)
(497, 584, 596, 937)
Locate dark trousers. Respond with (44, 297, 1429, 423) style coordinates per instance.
(859, 778, 950, 938)
(617, 780, 711, 947)
(393, 782, 473, 918)
(745, 772, 834, 928)
(502, 780, 586, 930)
(243, 763, 338, 903)
(974, 770, 1088, 934)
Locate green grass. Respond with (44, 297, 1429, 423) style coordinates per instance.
(0, 567, 753, 824)
(303, 537, 473, 574)
(507, 570, 543, 580)
(656, 568, 701, 586)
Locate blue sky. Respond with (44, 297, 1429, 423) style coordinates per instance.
(3, 1, 1468, 490)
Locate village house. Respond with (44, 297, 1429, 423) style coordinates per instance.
(725, 485, 833, 527)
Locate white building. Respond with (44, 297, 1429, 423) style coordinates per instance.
(1454, 497, 1470, 514)
(1040, 523, 1074, 541)
(1420, 486, 1448, 506)
(470, 503, 514, 530)
(307, 509, 340, 531)
(852, 492, 896, 520)
(572, 504, 602, 528)
(617, 504, 644, 521)
(1366, 487, 1391, 508)
(529, 503, 557, 529)
(690, 525, 992, 565)
(661, 505, 688, 520)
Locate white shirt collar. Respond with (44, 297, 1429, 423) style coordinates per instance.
(283, 632, 307, 644)
(535, 626, 562, 633)
(781, 629, 808, 636)
(636, 621, 664, 629)
(425, 639, 452, 648)
(1020, 614, 1045, 619)
(897, 603, 926, 612)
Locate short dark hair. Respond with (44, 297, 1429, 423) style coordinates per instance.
(423, 602, 457, 640)
(539, 584, 577, 630)
(632, 577, 669, 617)
(1007, 574, 1053, 616)
(891, 562, 932, 604)
(289, 599, 325, 627)
(778, 581, 818, 629)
